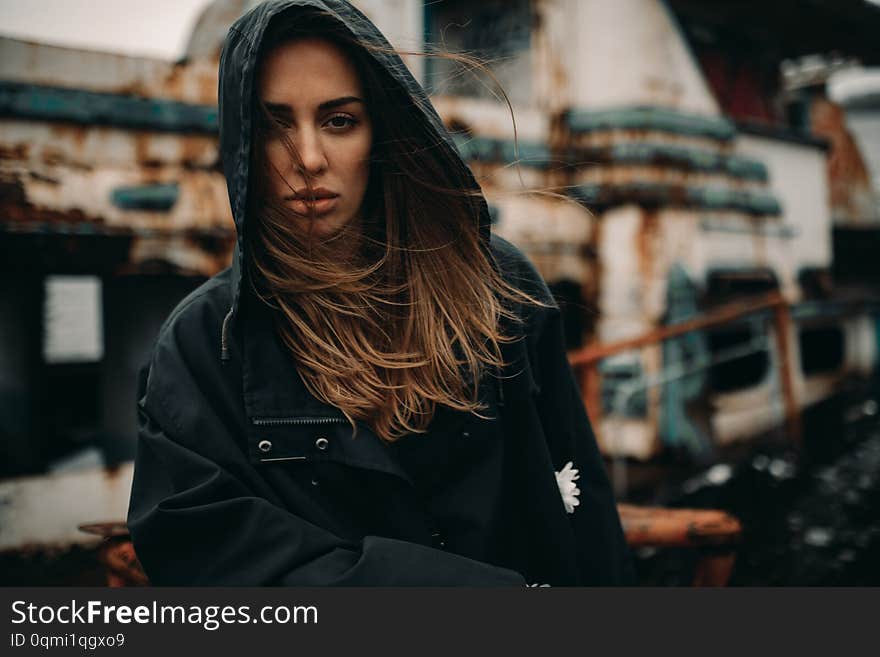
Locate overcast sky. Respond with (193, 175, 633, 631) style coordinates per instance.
(0, 0, 215, 60)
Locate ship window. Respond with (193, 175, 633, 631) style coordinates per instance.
(703, 270, 776, 393)
(707, 322, 769, 393)
(705, 268, 778, 302)
(799, 325, 844, 376)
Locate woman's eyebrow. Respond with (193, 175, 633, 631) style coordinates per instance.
(264, 102, 292, 117)
(263, 97, 364, 114)
(317, 96, 364, 110)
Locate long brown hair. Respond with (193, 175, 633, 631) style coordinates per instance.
(246, 9, 550, 442)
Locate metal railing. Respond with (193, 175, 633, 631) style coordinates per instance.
(567, 291, 803, 494)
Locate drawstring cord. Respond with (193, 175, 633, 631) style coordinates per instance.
(220, 306, 234, 362)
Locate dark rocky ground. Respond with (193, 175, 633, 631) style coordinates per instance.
(630, 382, 880, 585)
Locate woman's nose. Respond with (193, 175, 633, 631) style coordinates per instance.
(295, 128, 328, 175)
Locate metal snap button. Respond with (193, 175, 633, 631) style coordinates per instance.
(311, 478, 320, 487)
(462, 430, 471, 439)
(315, 437, 329, 451)
(257, 439, 272, 453)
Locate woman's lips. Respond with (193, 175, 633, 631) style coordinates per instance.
(286, 195, 339, 215)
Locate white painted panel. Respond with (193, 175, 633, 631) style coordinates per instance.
(735, 134, 832, 274)
(564, 0, 719, 114)
(44, 276, 104, 364)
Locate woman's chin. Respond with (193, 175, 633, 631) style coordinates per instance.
(295, 215, 350, 240)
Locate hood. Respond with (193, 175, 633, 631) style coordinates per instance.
(217, 0, 494, 359)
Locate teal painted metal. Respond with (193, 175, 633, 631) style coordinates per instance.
(451, 134, 553, 168)
(110, 183, 180, 211)
(601, 143, 768, 181)
(875, 313, 880, 367)
(450, 134, 769, 181)
(1, 220, 231, 238)
(565, 106, 736, 141)
(690, 186, 781, 215)
(659, 264, 713, 457)
(791, 299, 880, 320)
(572, 182, 782, 216)
(700, 217, 797, 238)
(724, 155, 769, 181)
(600, 358, 648, 418)
(0, 81, 218, 134)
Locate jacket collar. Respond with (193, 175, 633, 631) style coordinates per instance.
(240, 295, 416, 483)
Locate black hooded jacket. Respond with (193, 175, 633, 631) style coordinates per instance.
(126, 0, 634, 586)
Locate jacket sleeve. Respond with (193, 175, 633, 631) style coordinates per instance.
(127, 389, 528, 587)
(530, 306, 636, 585)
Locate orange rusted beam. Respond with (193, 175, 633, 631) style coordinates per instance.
(79, 521, 149, 587)
(772, 302, 803, 446)
(617, 504, 743, 549)
(98, 539, 150, 587)
(618, 504, 743, 586)
(691, 553, 738, 587)
(580, 360, 603, 427)
(570, 291, 785, 368)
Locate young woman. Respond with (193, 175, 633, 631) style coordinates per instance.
(127, 0, 634, 586)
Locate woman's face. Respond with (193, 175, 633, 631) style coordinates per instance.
(258, 37, 373, 238)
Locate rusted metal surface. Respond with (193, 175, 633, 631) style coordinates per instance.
(0, 37, 219, 105)
(809, 95, 879, 225)
(0, 165, 233, 233)
(0, 464, 134, 552)
(690, 553, 737, 587)
(100, 539, 149, 587)
(572, 181, 781, 216)
(0, 0, 875, 512)
(79, 522, 132, 539)
(0, 114, 234, 276)
(0, 121, 219, 169)
(0, 81, 218, 134)
(772, 301, 803, 445)
(433, 0, 875, 464)
(570, 292, 786, 367)
(568, 291, 815, 455)
(620, 504, 742, 586)
(566, 107, 735, 140)
(78, 523, 149, 587)
(0, 25, 233, 277)
(618, 503, 743, 548)
(579, 360, 603, 435)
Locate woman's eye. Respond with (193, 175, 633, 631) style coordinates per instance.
(325, 114, 356, 130)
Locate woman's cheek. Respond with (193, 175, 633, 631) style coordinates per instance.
(265, 140, 287, 168)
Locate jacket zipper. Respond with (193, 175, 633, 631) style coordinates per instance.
(253, 416, 348, 463)
(253, 416, 348, 426)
